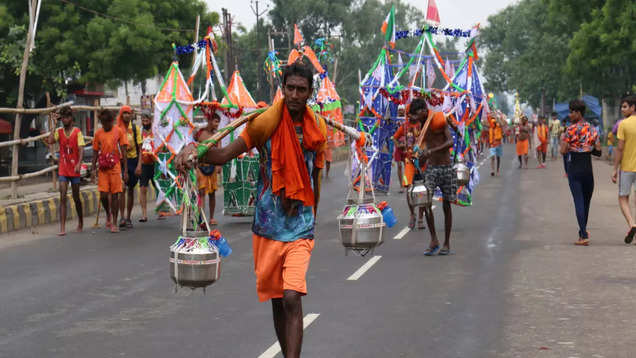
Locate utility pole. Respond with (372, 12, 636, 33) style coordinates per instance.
(222, 8, 234, 84)
(11, 0, 39, 198)
(250, 0, 269, 96)
(192, 15, 200, 68)
(540, 87, 545, 118)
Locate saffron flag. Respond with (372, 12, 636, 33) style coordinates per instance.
(381, 6, 396, 48)
(426, 0, 441, 25)
(293, 24, 304, 46)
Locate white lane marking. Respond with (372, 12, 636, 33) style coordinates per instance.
(257, 313, 320, 358)
(475, 157, 489, 169)
(393, 227, 410, 240)
(347, 255, 382, 281)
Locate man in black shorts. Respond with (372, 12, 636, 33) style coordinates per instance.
(138, 110, 156, 222)
(415, 98, 457, 256)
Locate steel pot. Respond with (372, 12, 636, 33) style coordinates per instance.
(170, 232, 221, 289)
(454, 160, 470, 187)
(338, 204, 385, 249)
(407, 181, 432, 207)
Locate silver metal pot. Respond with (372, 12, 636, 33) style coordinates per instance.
(170, 232, 221, 289)
(454, 160, 470, 187)
(338, 204, 385, 249)
(407, 181, 432, 207)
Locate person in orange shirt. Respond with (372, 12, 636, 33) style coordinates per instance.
(536, 116, 549, 168)
(177, 62, 326, 358)
(393, 103, 426, 229)
(195, 111, 221, 227)
(516, 115, 531, 168)
(116, 106, 143, 229)
(485, 114, 505, 176)
(91, 110, 129, 233)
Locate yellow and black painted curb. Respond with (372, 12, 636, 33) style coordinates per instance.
(0, 185, 157, 234)
(0, 189, 100, 233)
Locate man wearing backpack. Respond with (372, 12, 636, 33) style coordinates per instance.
(116, 106, 143, 229)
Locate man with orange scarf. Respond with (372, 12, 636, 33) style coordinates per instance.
(536, 116, 549, 168)
(516, 115, 531, 168)
(179, 62, 326, 358)
(485, 113, 505, 176)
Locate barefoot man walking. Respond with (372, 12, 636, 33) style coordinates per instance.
(414, 98, 457, 256)
(178, 62, 326, 358)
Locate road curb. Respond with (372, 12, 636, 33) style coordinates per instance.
(0, 188, 100, 233)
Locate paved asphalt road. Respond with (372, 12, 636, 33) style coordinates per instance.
(1, 145, 526, 358)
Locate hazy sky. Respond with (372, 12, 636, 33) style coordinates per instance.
(204, 0, 517, 29)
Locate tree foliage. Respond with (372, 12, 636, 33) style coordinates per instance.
(481, 0, 634, 108)
(0, 0, 219, 107)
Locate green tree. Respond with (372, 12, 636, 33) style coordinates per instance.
(0, 0, 219, 107)
(566, 0, 635, 98)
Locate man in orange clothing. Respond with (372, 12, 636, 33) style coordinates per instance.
(177, 62, 325, 358)
(516, 115, 531, 168)
(485, 113, 505, 176)
(536, 116, 549, 168)
(91, 110, 128, 233)
(393, 103, 427, 229)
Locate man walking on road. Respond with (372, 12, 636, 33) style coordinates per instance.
(415, 98, 456, 256)
(485, 113, 504, 176)
(91, 110, 128, 233)
(393, 102, 427, 229)
(117, 106, 143, 229)
(47, 106, 85, 236)
(516, 115, 531, 169)
(561, 99, 601, 246)
(549, 112, 561, 160)
(536, 116, 549, 168)
(178, 62, 326, 358)
(611, 95, 636, 243)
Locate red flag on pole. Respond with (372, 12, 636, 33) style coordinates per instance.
(426, 0, 441, 25)
(293, 24, 304, 46)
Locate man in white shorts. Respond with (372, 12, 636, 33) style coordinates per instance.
(612, 94, 636, 243)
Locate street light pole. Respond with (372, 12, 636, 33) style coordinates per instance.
(250, 0, 269, 97)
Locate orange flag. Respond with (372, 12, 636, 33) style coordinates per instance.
(293, 24, 304, 46)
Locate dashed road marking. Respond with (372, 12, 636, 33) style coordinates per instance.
(258, 313, 320, 358)
(393, 227, 410, 240)
(347, 255, 382, 281)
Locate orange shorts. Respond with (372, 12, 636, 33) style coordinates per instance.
(98, 169, 123, 193)
(252, 234, 314, 302)
(197, 168, 218, 195)
(516, 139, 529, 156)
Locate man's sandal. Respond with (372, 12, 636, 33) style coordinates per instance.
(574, 239, 590, 246)
(625, 227, 636, 244)
(424, 245, 440, 256)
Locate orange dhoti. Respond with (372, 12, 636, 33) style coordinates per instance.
(252, 235, 315, 302)
(516, 139, 529, 156)
(197, 168, 218, 195)
(537, 141, 548, 153)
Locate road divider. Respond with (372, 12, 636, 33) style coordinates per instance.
(347, 255, 382, 281)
